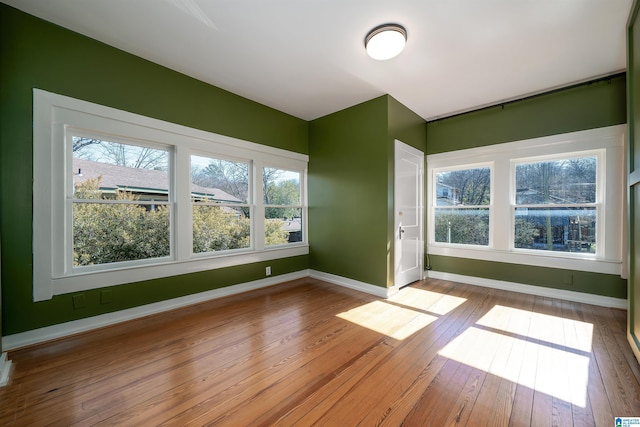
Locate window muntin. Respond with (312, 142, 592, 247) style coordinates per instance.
(434, 166, 491, 246)
(190, 155, 252, 254)
(513, 155, 598, 254)
(263, 167, 303, 245)
(71, 136, 172, 268)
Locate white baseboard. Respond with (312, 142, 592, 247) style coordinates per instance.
(629, 332, 640, 365)
(309, 270, 398, 298)
(0, 352, 11, 387)
(5, 267, 623, 352)
(426, 270, 627, 309)
(2, 270, 310, 351)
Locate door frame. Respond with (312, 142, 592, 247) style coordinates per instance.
(627, 0, 640, 364)
(394, 139, 424, 288)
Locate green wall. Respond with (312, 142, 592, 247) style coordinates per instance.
(627, 0, 640, 359)
(0, 4, 309, 335)
(308, 95, 426, 288)
(309, 96, 389, 287)
(431, 256, 626, 298)
(426, 74, 628, 299)
(427, 75, 627, 154)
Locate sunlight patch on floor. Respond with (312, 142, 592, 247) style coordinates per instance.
(439, 308, 592, 407)
(388, 286, 467, 315)
(337, 301, 438, 340)
(476, 305, 593, 352)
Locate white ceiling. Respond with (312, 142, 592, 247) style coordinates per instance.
(3, 0, 633, 121)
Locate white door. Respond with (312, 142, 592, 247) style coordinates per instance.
(394, 140, 424, 288)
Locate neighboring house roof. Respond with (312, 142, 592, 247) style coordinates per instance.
(73, 158, 241, 203)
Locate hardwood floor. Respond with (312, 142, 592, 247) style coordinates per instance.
(1, 277, 639, 426)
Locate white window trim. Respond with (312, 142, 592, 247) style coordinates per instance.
(426, 124, 626, 276)
(33, 89, 309, 301)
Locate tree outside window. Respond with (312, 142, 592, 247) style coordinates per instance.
(514, 156, 597, 253)
(434, 167, 491, 246)
(263, 167, 302, 245)
(190, 156, 253, 253)
(72, 137, 171, 266)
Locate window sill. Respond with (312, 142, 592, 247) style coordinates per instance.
(41, 245, 309, 301)
(428, 244, 622, 275)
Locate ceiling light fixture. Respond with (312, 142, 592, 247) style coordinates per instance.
(365, 23, 407, 60)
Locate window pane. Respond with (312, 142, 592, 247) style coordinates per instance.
(265, 207, 302, 245)
(515, 157, 596, 205)
(434, 208, 489, 245)
(435, 168, 490, 206)
(264, 168, 300, 205)
(191, 155, 249, 203)
(73, 137, 169, 201)
(193, 205, 250, 253)
(73, 202, 170, 266)
(514, 207, 595, 252)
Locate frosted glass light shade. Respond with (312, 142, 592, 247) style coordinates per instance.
(365, 24, 407, 60)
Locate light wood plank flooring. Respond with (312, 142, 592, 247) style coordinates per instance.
(1, 277, 639, 426)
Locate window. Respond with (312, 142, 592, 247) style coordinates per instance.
(33, 89, 308, 301)
(72, 135, 172, 269)
(190, 155, 251, 254)
(513, 155, 598, 254)
(434, 166, 491, 246)
(426, 125, 625, 276)
(263, 167, 303, 245)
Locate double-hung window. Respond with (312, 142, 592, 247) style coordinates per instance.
(513, 153, 599, 254)
(262, 167, 303, 246)
(433, 165, 492, 246)
(71, 134, 172, 268)
(190, 155, 252, 254)
(427, 125, 625, 276)
(33, 89, 308, 301)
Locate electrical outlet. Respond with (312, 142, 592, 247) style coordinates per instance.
(72, 293, 86, 309)
(266, 266, 271, 276)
